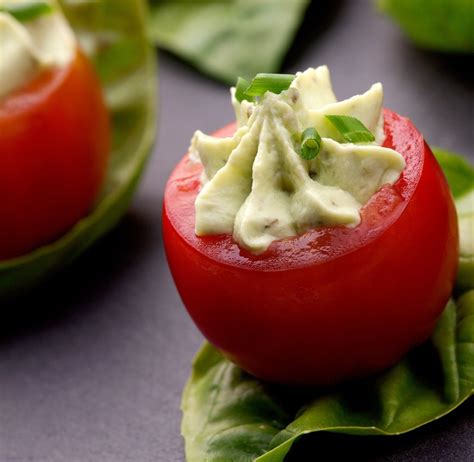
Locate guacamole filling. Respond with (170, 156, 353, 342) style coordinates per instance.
(0, 0, 76, 100)
(190, 66, 405, 254)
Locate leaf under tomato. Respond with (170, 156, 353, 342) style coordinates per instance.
(147, 0, 309, 84)
(182, 292, 474, 462)
(0, 0, 157, 298)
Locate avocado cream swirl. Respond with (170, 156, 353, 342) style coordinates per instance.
(190, 66, 405, 254)
(0, 0, 76, 100)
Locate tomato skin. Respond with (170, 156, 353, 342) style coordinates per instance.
(0, 49, 109, 260)
(163, 109, 458, 385)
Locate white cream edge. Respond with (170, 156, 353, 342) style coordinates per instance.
(0, 0, 76, 100)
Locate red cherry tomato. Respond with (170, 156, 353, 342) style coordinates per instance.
(0, 49, 109, 260)
(163, 109, 458, 385)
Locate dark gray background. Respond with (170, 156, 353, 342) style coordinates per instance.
(1, 1, 473, 461)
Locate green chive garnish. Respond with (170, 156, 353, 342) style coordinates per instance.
(325, 115, 375, 143)
(300, 127, 322, 160)
(0, 1, 54, 22)
(235, 77, 253, 103)
(244, 73, 295, 98)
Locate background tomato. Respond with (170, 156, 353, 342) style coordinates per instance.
(0, 49, 109, 260)
(163, 110, 458, 385)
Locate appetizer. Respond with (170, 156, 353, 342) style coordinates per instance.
(0, 0, 109, 260)
(164, 66, 458, 385)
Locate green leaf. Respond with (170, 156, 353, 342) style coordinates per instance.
(325, 115, 376, 143)
(300, 127, 322, 160)
(376, 0, 474, 53)
(457, 208, 474, 291)
(244, 73, 295, 98)
(147, 0, 309, 84)
(0, 0, 157, 298)
(182, 294, 474, 462)
(0, 1, 53, 22)
(434, 147, 474, 291)
(433, 148, 474, 199)
(235, 77, 252, 103)
(181, 344, 291, 462)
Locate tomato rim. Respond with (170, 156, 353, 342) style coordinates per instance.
(164, 109, 426, 272)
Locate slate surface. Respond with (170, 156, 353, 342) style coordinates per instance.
(1, 1, 473, 461)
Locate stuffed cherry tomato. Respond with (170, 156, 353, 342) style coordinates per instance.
(163, 67, 458, 385)
(0, 1, 109, 260)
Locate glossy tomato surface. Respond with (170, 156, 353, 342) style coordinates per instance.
(0, 49, 109, 260)
(163, 110, 458, 385)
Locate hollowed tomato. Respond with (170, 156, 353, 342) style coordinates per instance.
(163, 109, 458, 385)
(0, 49, 109, 260)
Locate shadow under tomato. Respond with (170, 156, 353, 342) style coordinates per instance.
(247, 343, 471, 462)
(0, 211, 158, 345)
(285, 398, 473, 462)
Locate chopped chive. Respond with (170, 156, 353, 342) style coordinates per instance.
(325, 115, 375, 143)
(244, 73, 295, 98)
(235, 77, 253, 103)
(0, 1, 54, 22)
(300, 127, 322, 160)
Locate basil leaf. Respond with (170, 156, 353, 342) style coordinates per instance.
(0, 1, 53, 22)
(182, 294, 474, 462)
(377, 0, 474, 54)
(0, 0, 157, 298)
(434, 147, 474, 291)
(433, 147, 474, 199)
(181, 344, 291, 462)
(148, 0, 309, 84)
(457, 206, 474, 291)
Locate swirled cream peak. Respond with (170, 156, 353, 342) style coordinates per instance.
(0, 0, 76, 100)
(190, 66, 405, 253)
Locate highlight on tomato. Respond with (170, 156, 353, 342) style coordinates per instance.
(163, 68, 458, 385)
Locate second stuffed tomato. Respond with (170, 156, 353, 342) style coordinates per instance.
(164, 90, 457, 385)
(0, 1, 109, 260)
